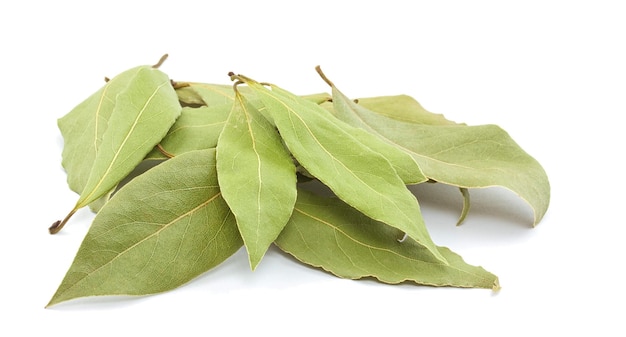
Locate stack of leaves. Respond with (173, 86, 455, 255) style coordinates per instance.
(46, 55, 550, 307)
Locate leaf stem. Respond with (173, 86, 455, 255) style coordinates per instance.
(156, 144, 175, 158)
(315, 65, 334, 87)
(152, 54, 169, 69)
(49, 208, 77, 234)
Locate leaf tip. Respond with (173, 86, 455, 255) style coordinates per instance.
(492, 278, 501, 292)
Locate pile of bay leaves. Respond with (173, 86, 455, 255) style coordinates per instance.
(47, 55, 550, 307)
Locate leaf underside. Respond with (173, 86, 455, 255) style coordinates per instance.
(276, 190, 499, 289)
(328, 82, 550, 225)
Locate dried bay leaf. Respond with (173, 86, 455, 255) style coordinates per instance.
(275, 190, 499, 289)
(47, 149, 242, 306)
(58, 66, 144, 212)
(51, 66, 182, 233)
(356, 95, 459, 125)
(217, 89, 297, 270)
(321, 70, 550, 226)
(146, 105, 230, 160)
(235, 74, 446, 264)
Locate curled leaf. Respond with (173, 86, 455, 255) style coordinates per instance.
(321, 69, 550, 225)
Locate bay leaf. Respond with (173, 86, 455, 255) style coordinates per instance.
(51, 66, 182, 233)
(216, 90, 297, 270)
(146, 105, 230, 160)
(235, 75, 446, 264)
(57, 66, 144, 212)
(322, 72, 550, 226)
(356, 95, 459, 125)
(319, 79, 427, 184)
(47, 149, 242, 306)
(275, 189, 499, 289)
(187, 82, 253, 106)
(175, 85, 206, 106)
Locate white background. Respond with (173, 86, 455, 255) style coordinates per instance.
(2, 1, 624, 335)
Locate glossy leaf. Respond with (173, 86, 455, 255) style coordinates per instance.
(47, 149, 242, 306)
(236, 75, 446, 263)
(276, 190, 499, 289)
(216, 90, 297, 270)
(324, 77, 550, 225)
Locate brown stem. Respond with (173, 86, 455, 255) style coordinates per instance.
(152, 54, 169, 69)
(156, 144, 175, 158)
(315, 65, 334, 87)
(49, 208, 77, 234)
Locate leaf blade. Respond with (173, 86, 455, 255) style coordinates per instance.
(47, 149, 242, 306)
(326, 80, 550, 225)
(276, 190, 499, 289)
(76, 67, 182, 208)
(238, 76, 446, 263)
(216, 91, 297, 270)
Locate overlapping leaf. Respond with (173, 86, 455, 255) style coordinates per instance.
(275, 190, 499, 289)
(216, 89, 297, 270)
(47, 149, 242, 306)
(324, 73, 550, 225)
(58, 66, 143, 210)
(146, 105, 230, 160)
(51, 66, 182, 233)
(236, 75, 446, 263)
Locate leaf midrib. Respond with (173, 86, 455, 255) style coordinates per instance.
(79, 79, 170, 207)
(59, 192, 223, 297)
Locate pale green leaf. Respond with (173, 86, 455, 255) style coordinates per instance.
(237, 75, 446, 264)
(217, 90, 297, 270)
(47, 149, 242, 306)
(58, 66, 144, 208)
(52, 67, 182, 233)
(187, 83, 252, 106)
(146, 105, 230, 160)
(325, 78, 550, 226)
(276, 190, 499, 289)
(327, 82, 428, 184)
(356, 95, 459, 125)
(175, 85, 206, 106)
(76, 67, 181, 208)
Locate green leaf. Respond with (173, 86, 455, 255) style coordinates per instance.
(52, 66, 182, 233)
(146, 105, 230, 160)
(356, 95, 459, 125)
(276, 189, 499, 289)
(236, 75, 446, 264)
(216, 90, 297, 270)
(47, 149, 242, 306)
(187, 83, 254, 106)
(58, 66, 144, 211)
(321, 78, 427, 184)
(322, 74, 550, 226)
